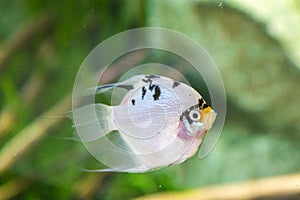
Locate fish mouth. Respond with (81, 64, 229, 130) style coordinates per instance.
(177, 120, 189, 139)
(177, 120, 206, 140)
(201, 110, 217, 130)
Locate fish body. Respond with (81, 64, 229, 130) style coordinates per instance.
(72, 75, 216, 172)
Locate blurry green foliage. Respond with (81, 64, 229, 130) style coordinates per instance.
(0, 0, 299, 200)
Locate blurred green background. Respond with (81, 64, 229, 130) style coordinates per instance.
(0, 0, 299, 199)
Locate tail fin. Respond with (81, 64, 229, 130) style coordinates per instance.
(70, 104, 116, 142)
(71, 105, 145, 173)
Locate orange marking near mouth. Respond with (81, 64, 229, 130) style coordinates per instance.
(204, 107, 211, 113)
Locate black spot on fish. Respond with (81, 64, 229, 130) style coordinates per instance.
(198, 98, 210, 110)
(203, 103, 209, 109)
(131, 99, 135, 105)
(198, 98, 204, 107)
(149, 84, 155, 91)
(146, 75, 160, 79)
(142, 79, 149, 83)
(141, 86, 147, 100)
(142, 75, 160, 84)
(172, 81, 180, 88)
(142, 77, 152, 84)
(153, 86, 161, 101)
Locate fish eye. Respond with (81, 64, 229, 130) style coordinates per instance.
(189, 109, 200, 121)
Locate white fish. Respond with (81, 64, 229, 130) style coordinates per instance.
(71, 75, 216, 173)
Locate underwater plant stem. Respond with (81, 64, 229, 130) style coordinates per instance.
(0, 70, 46, 139)
(136, 173, 300, 200)
(0, 179, 31, 200)
(73, 173, 107, 199)
(0, 95, 71, 175)
(0, 14, 52, 73)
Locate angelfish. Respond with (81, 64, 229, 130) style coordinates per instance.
(71, 75, 217, 173)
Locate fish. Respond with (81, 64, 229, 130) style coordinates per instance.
(71, 75, 217, 173)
